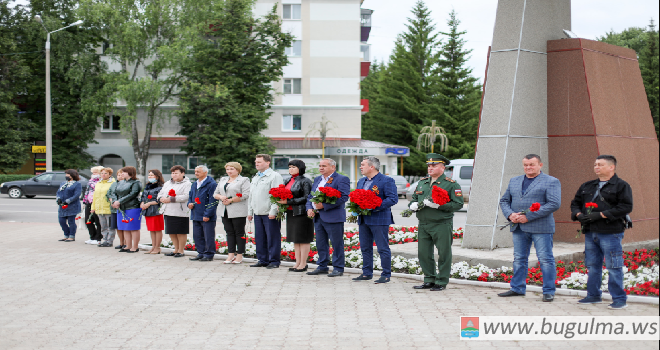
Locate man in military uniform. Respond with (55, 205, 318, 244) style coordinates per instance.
(409, 154, 464, 291)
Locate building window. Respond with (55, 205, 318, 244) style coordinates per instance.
(283, 4, 301, 20)
(188, 157, 200, 171)
(284, 78, 301, 95)
(360, 45, 370, 62)
(102, 115, 121, 132)
(361, 14, 372, 27)
(282, 115, 302, 132)
(286, 40, 302, 57)
(274, 157, 290, 170)
(162, 154, 187, 174)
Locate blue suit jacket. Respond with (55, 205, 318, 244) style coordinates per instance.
(499, 172, 561, 233)
(306, 173, 350, 223)
(188, 177, 219, 221)
(356, 173, 398, 226)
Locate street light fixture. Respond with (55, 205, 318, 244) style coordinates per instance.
(34, 15, 84, 172)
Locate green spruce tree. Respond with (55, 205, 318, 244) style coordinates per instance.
(361, 0, 444, 175)
(0, 2, 33, 173)
(640, 20, 659, 138)
(437, 10, 482, 159)
(176, 0, 293, 177)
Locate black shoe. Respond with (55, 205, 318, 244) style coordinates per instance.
(64, 239, 75, 242)
(119, 248, 129, 252)
(352, 274, 373, 281)
(374, 276, 390, 284)
(58, 238, 67, 242)
(173, 253, 184, 258)
(306, 269, 329, 275)
(126, 249, 139, 253)
(266, 264, 279, 269)
(413, 282, 435, 290)
(164, 252, 176, 256)
(250, 262, 269, 267)
(328, 270, 344, 277)
(498, 290, 525, 297)
(543, 294, 554, 302)
(293, 265, 309, 272)
(115, 245, 125, 249)
(288, 267, 297, 271)
(430, 284, 446, 291)
(189, 256, 204, 261)
(200, 257, 214, 262)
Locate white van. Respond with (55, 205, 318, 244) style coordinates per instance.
(444, 159, 474, 202)
(405, 159, 474, 202)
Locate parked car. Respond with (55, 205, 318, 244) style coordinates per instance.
(1, 172, 90, 199)
(388, 175, 410, 198)
(406, 159, 474, 202)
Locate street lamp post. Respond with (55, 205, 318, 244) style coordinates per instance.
(34, 16, 84, 172)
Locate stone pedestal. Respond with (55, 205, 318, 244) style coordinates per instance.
(463, 0, 571, 249)
(547, 38, 660, 243)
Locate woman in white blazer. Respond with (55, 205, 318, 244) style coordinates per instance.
(214, 162, 251, 264)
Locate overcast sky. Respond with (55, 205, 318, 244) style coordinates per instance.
(362, 0, 658, 82)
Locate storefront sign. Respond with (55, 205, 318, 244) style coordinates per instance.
(32, 145, 47, 153)
(325, 146, 411, 157)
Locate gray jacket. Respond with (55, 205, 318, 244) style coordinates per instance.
(247, 168, 283, 217)
(214, 175, 251, 218)
(157, 176, 192, 218)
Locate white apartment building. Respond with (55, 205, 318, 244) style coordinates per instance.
(88, 0, 409, 185)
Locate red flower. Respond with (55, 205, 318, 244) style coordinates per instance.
(86, 221, 91, 224)
(195, 197, 201, 204)
(585, 202, 598, 209)
(431, 187, 450, 206)
(147, 195, 153, 199)
(236, 193, 243, 198)
(62, 205, 68, 209)
(168, 189, 176, 197)
(319, 186, 342, 198)
(348, 189, 383, 210)
(529, 202, 541, 212)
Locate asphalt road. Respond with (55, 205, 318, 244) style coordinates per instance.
(0, 193, 468, 230)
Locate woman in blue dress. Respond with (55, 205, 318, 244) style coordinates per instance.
(56, 169, 83, 242)
(112, 166, 143, 253)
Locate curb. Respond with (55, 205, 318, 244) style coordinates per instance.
(138, 244, 659, 305)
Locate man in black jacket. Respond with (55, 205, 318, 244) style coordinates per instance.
(571, 155, 633, 310)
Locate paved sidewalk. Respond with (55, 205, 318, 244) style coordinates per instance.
(0, 222, 657, 350)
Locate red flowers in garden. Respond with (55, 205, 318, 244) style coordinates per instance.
(431, 186, 450, 206)
(168, 189, 176, 197)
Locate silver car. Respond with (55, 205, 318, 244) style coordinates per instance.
(388, 175, 410, 198)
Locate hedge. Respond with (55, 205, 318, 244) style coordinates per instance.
(0, 174, 35, 184)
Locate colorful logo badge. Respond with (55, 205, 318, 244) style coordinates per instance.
(461, 317, 479, 339)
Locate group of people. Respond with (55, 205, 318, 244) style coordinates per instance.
(55, 151, 632, 305)
(493, 154, 633, 310)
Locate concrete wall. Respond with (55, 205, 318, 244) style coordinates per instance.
(463, 0, 571, 249)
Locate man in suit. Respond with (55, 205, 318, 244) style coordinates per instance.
(306, 159, 351, 277)
(188, 165, 219, 262)
(352, 156, 399, 284)
(498, 154, 561, 302)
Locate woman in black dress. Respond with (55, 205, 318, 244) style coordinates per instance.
(278, 159, 314, 272)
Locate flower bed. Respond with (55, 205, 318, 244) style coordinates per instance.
(158, 226, 658, 297)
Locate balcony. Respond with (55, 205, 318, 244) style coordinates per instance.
(361, 9, 373, 42)
(361, 61, 371, 78)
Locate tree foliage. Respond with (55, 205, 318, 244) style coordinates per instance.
(176, 0, 293, 177)
(599, 21, 659, 139)
(0, 2, 32, 173)
(6, 0, 108, 171)
(78, 0, 211, 177)
(361, 2, 481, 175)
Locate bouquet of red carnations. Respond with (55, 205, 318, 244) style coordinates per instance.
(269, 184, 293, 221)
(431, 186, 451, 205)
(346, 189, 382, 223)
(311, 187, 342, 206)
